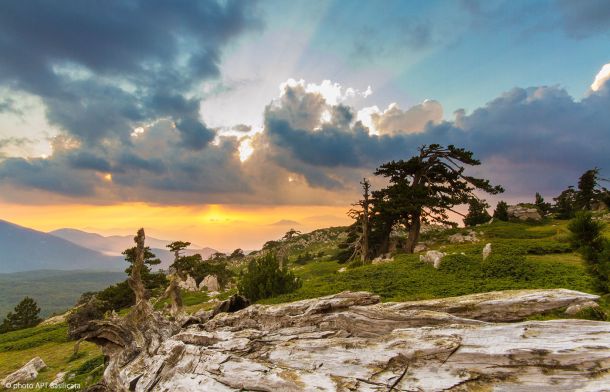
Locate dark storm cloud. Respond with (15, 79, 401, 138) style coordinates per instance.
(0, 0, 266, 202)
(116, 153, 167, 174)
(67, 152, 112, 172)
(175, 117, 216, 150)
(0, 0, 260, 145)
(557, 0, 610, 38)
(0, 157, 96, 196)
(261, 79, 610, 197)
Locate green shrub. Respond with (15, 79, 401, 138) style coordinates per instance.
(483, 254, 536, 280)
(238, 253, 302, 302)
(569, 212, 609, 292)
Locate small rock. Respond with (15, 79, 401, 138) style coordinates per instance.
(372, 256, 394, 265)
(413, 243, 427, 253)
(448, 231, 479, 244)
(482, 243, 492, 260)
(420, 250, 445, 269)
(49, 372, 66, 387)
(338, 267, 347, 273)
(564, 301, 600, 316)
(0, 357, 46, 387)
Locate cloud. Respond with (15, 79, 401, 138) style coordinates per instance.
(2, 70, 610, 205)
(261, 75, 610, 198)
(365, 100, 443, 135)
(279, 79, 372, 106)
(0, 0, 261, 146)
(591, 63, 610, 92)
(556, 0, 610, 38)
(0, 98, 22, 115)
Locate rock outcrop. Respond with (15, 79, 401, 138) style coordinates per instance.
(0, 357, 46, 387)
(508, 204, 542, 221)
(81, 289, 610, 391)
(199, 275, 219, 292)
(178, 274, 198, 291)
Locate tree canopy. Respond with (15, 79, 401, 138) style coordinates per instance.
(368, 144, 503, 254)
(1, 297, 41, 333)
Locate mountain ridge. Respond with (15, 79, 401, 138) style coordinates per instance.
(49, 227, 218, 270)
(0, 220, 123, 273)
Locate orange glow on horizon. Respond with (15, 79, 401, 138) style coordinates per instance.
(0, 202, 351, 250)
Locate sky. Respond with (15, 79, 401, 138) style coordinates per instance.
(1, 0, 610, 249)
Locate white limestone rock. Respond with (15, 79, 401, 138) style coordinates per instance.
(371, 256, 394, 265)
(0, 357, 46, 387)
(178, 275, 198, 291)
(420, 250, 445, 268)
(49, 371, 66, 387)
(413, 243, 427, 253)
(448, 230, 479, 243)
(482, 242, 492, 260)
(199, 275, 220, 292)
(508, 204, 542, 221)
(81, 290, 609, 392)
(565, 300, 600, 316)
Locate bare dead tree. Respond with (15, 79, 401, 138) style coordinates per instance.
(348, 178, 372, 264)
(127, 228, 147, 305)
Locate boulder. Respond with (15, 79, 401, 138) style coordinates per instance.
(199, 275, 220, 292)
(177, 274, 198, 291)
(482, 242, 492, 260)
(82, 290, 610, 391)
(448, 230, 479, 243)
(420, 250, 445, 268)
(413, 243, 427, 253)
(384, 289, 600, 322)
(508, 204, 542, 221)
(0, 357, 46, 387)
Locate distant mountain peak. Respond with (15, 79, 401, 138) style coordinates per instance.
(0, 220, 123, 273)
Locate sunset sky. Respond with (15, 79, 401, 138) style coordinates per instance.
(1, 0, 610, 249)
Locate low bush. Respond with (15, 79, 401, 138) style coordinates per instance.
(238, 253, 302, 302)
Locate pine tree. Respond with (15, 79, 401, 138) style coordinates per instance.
(493, 200, 509, 221)
(577, 168, 600, 210)
(1, 297, 41, 332)
(534, 192, 551, 215)
(463, 199, 491, 227)
(554, 186, 578, 219)
(370, 144, 503, 254)
(568, 212, 609, 292)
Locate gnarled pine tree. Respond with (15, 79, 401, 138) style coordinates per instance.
(371, 144, 503, 254)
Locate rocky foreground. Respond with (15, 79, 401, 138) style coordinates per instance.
(81, 289, 610, 391)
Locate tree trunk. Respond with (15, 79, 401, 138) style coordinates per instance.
(359, 179, 371, 264)
(405, 212, 421, 253)
(127, 228, 147, 304)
